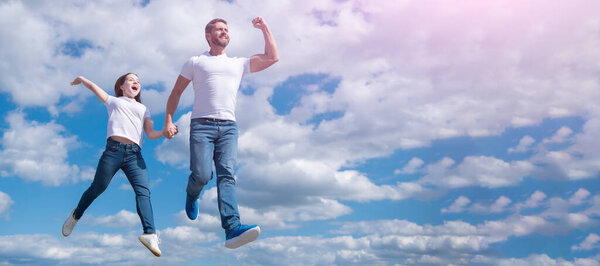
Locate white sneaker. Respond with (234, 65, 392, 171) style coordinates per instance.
(62, 209, 78, 237)
(138, 233, 161, 257)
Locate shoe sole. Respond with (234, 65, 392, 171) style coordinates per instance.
(138, 236, 162, 257)
(225, 226, 261, 249)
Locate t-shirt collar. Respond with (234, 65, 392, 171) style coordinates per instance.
(118, 96, 136, 103)
(204, 51, 226, 57)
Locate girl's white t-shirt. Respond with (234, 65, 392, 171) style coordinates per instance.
(104, 96, 150, 146)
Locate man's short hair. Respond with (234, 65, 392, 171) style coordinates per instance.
(205, 18, 227, 34)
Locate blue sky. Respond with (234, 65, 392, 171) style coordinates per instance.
(1, 0, 600, 265)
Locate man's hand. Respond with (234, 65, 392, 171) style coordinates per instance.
(163, 122, 179, 139)
(249, 16, 278, 73)
(70, 76, 84, 86)
(252, 17, 267, 30)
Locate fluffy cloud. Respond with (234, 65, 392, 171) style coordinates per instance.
(154, 112, 191, 168)
(571, 188, 592, 206)
(573, 233, 600, 251)
(419, 156, 535, 189)
(443, 196, 512, 215)
(544, 126, 574, 144)
(0, 230, 225, 265)
(86, 210, 140, 228)
(185, 187, 353, 231)
(395, 157, 425, 175)
(531, 117, 600, 181)
(0, 190, 14, 220)
(441, 196, 471, 214)
(496, 254, 600, 266)
(0, 112, 92, 186)
(508, 135, 536, 153)
(516, 190, 547, 210)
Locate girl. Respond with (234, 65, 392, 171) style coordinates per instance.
(62, 73, 176, 257)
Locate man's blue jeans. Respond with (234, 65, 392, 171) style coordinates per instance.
(188, 118, 240, 231)
(74, 138, 156, 234)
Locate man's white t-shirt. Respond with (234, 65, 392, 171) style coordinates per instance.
(180, 51, 250, 121)
(104, 95, 150, 146)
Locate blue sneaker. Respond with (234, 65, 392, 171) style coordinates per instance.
(185, 194, 198, 220)
(225, 224, 261, 249)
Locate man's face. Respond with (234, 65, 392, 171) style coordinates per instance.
(207, 22, 230, 48)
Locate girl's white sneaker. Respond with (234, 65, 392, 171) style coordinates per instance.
(138, 233, 161, 257)
(62, 209, 78, 237)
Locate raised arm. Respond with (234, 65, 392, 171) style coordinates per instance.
(163, 75, 190, 139)
(249, 17, 279, 73)
(71, 76, 109, 103)
(144, 117, 165, 140)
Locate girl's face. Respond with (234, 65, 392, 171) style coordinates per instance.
(120, 74, 141, 99)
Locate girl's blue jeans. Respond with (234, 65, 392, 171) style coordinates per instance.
(74, 138, 156, 234)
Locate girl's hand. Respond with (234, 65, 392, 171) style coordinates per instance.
(70, 76, 109, 103)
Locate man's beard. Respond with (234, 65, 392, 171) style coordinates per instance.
(212, 34, 229, 48)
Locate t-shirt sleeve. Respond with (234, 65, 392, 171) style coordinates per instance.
(180, 57, 194, 80)
(144, 106, 151, 119)
(242, 57, 250, 75)
(104, 95, 115, 109)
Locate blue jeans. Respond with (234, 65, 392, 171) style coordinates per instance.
(188, 118, 240, 231)
(74, 138, 156, 234)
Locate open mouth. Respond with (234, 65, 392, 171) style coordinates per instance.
(132, 86, 139, 91)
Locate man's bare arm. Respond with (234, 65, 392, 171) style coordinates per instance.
(249, 17, 279, 73)
(163, 75, 190, 138)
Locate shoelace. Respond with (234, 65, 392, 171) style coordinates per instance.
(156, 231, 161, 245)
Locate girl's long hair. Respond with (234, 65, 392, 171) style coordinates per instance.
(114, 73, 142, 103)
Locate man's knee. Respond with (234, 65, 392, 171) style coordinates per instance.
(189, 169, 212, 186)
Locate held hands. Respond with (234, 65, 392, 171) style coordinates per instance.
(163, 122, 179, 139)
(252, 17, 268, 30)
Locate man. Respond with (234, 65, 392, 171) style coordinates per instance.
(163, 17, 278, 249)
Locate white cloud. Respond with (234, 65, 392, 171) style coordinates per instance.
(0, 190, 14, 220)
(395, 157, 425, 175)
(496, 254, 600, 266)
(571, 188, 592, 206)
(508, 135, 536, 153)
(443, 196, 514, 215)
(573, 233, 600, 251)
(420, 156, 535, 189)
(154, 112, 191, 168)
(543, 126, 574, 144)
(87, 210, 140, 228)
(188, 187, 353, 231)
(471, 196, 512, 214)
(1, 212, 598, 265)
(531, 118, 600, 181)
(0, 112, 90, 186)
(518, 190, 547, 210)
(160, 225, 220, 244)
(0, 230, 232, 265)
(0, 233, 161, 265)
(441, 196, 471, 214)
